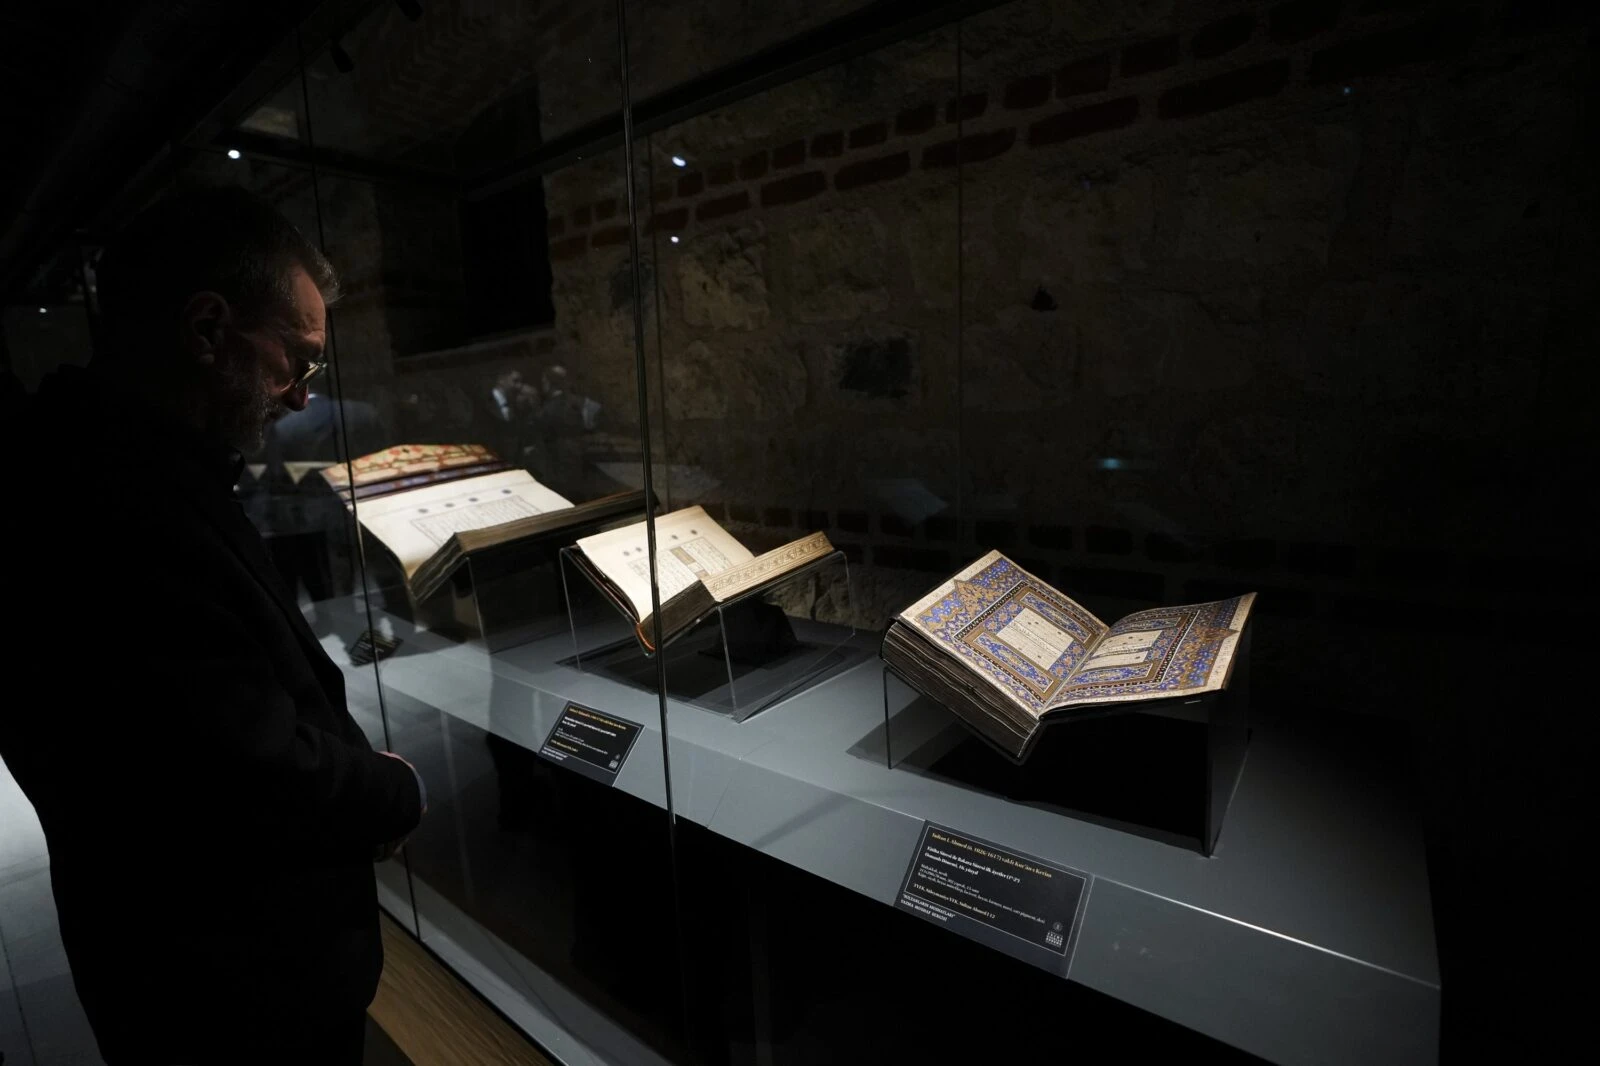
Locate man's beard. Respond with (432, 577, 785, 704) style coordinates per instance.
(215, 355, 282, 455)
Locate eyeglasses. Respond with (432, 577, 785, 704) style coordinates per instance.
(248, 321, 326, 392)
(284, 357, 327, 392)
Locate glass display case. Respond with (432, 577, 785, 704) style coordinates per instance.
(167, 5, 691, 1061)
(62, 0, 1589, 1061)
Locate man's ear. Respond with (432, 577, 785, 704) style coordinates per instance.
(179, 291, 231, 366)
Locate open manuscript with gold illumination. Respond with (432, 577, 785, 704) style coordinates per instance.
(882, 551, 1255, 761)
(567, 505, 835, 653)
(320, 444, 646, 604)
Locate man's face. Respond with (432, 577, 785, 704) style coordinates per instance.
(215, 267, 327, 453)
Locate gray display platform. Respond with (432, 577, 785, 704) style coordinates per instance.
(325, 600, 1439, 1066)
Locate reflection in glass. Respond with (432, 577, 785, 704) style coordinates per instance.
(216, 3, 698, 1060)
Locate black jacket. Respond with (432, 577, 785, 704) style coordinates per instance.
(0, 366, 422, 1055)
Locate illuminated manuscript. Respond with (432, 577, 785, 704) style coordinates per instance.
(571, 506, 835, 652)
(883, 551, 1254, 760)
(319, 444, 646, 604)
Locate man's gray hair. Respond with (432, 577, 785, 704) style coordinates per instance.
(95, 185, 339, 356)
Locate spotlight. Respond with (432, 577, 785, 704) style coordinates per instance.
(227, 148, 241, 160)
(331, 39, 355, 74)
(670, 235, 680, 243)
(395, 0, 423, 20)
(671, 155, 686, 167)
(38, 307, 47, 314)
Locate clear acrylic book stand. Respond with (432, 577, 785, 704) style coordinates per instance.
(558, 546, 857, 721)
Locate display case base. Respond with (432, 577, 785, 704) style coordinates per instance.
(882, 631, 1251, 856)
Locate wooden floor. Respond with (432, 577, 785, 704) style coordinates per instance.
(369, 913, 554, 1066)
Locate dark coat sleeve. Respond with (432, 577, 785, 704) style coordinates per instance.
(135, 588, 423, 858)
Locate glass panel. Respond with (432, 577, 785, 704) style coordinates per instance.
(288, 3, 686, 1060)
(952, 6, 1581, 1058)
(159, 139, 428, 928)
(634, 0, 1464, 1061)
(630, 10, 982, 1061)
(953, 0, 1483, 834)
(635, 21, 964, 628)
(5, 0, 1573, 1060)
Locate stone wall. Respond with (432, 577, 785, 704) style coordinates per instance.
(531, 0, 1593, 654)
(216, 0, 1594, 736)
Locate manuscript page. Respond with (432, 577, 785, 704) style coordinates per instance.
(575, 506, 753, 620)
(897, 551, 1108, 720)
(356, 469, 572, 578)
(1051, 594, 1256, 710)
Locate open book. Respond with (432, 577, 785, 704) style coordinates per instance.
(568, 505, 835, 652)
(882, 551, 1254, 761)
(320, 444, 646, 604)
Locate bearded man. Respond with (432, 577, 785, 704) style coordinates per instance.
(0, 187, 425, 1064)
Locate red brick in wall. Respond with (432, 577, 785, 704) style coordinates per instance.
(761, 171, 827, 207)
(848, 121, 887, 149)
(945, 93, 988, 123)
(739, 151, 769, 180)
(896, 104, 936, 135)
(922, 128, 1016, 168)
(811, 130, 845, 158)
(1028, 96, 1139, 146)
(697, 190, 751, 220)
(1003, 75, 1051, 110)
(1121, 35, 1181, 77)
(834, 151, 910, 190)
(773, 140, 807, 168)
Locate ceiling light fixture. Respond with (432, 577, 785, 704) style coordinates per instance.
(227, 148, 241, 160)
(671, 155, 686, 167)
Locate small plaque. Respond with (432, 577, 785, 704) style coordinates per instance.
(348, 629, 401, 666)
(896, 822, 1089, 974)
(537, 703, 642, 785)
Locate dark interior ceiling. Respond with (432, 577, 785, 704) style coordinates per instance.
(1, 0, 1000, 305)
(0, 1, 325, 303)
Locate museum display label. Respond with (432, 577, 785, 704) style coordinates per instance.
(538, 702, 642, 784)
(896, 822, 1089, 974)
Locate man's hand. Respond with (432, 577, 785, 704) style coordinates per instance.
(381, 750, 426, 815)
(373, 836, 409, 863)
(374, 751, 423, 863)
